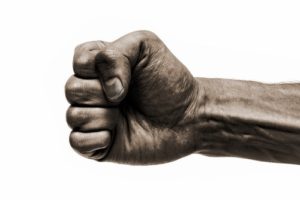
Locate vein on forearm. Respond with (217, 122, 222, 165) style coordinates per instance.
(195, 78, 300, 164)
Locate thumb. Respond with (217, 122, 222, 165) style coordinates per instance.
(95, 46, 131, 103)
(95, 30, 158, 102)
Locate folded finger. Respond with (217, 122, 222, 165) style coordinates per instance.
(66, 107, 119, 132)
(65, 75, 116, 106)
(69, 130, 111, 153)
(73, 41, 107, 78)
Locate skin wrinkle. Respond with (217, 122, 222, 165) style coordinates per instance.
(196, 79, 300, 164)
(66, 30, 300, 165)
(129, 49, 183, 125)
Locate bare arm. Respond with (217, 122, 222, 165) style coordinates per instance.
(66, 30, 300, 165)
(193, 78, 300, 164)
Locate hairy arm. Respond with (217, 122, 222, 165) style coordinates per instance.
(191, 78, 300, 164)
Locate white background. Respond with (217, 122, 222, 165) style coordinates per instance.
(1, 0, 300, 199)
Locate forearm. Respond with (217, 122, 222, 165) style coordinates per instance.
(193, 77, 300, 164)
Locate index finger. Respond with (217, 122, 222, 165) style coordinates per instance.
(73, 41, 107, 78)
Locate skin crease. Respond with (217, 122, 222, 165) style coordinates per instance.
(66, 31, 200, 164)
(66, 30, 300, 165)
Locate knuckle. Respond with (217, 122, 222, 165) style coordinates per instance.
(65, 76, 106, 106)
(66, 107, 119, 131)
(73, 42, 99, 78)
(67, 106, 79, 118)
(65, 76, 83, 102)
(73, 52, 94, 67)
(65, 76, 76, 95)
(69, 132, 83, 151)
(66, 107, 84, 128)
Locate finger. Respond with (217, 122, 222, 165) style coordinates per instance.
(65, 75, 116, 106)
(95, 31, 160, 103)
(69, 130, 111, 153)
(66, 107, 118, 132)
(73, 41, 107, 78)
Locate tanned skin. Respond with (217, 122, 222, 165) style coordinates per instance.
(65, 31, 300, 165)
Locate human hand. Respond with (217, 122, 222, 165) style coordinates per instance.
(65, 31, 201, 165)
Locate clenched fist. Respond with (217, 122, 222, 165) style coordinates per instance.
(66, 31, 300, 165)
(65, 31, 202, 165)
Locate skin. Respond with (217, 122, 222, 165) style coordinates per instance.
(65, 30, 300, 165)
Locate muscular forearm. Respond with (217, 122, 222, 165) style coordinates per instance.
(193, 77, 300, 164)
(67, 31, 300, 165)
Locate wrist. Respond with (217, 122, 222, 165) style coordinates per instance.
(176, 77, 207, 152)
(189, 77, 265, 156)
